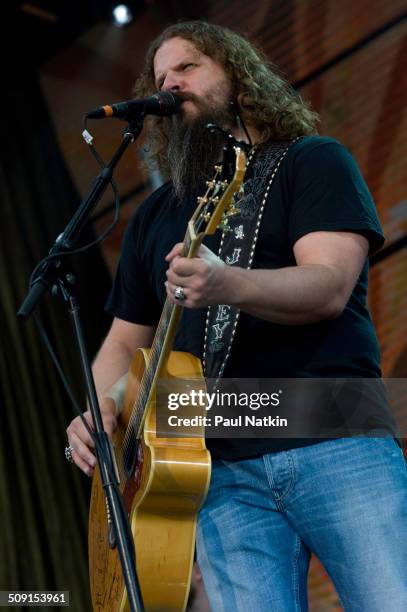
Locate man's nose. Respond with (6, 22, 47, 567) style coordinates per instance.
(162, 71, 183, 92)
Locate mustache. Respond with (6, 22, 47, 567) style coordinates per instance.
(173, 92, 211, 115)
(174, 91, 200, 103)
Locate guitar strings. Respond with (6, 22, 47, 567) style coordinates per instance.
(122, 299, 175, 470)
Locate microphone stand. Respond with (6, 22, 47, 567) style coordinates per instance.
(18, 119, 145, 612)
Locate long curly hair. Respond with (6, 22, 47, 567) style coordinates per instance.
(133, 21, 319, 173)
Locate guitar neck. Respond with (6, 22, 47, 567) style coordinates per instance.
(133, 231, 202, 434)
(150, 299, 182, 381)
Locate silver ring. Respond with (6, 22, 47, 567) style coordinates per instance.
(174, 286, 186, 301)
(65, 445, 75, 463)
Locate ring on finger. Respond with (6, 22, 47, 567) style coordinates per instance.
(174, 286, 186, 301)
(65, 445, 75, 463)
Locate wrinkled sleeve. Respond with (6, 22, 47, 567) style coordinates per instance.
(288, 141, 385, 256)
(105, 207, 161, 325)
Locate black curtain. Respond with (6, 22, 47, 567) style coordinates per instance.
(0, 70, 112, 610)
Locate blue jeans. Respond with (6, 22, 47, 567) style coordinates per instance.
(196, 437, 407, 611)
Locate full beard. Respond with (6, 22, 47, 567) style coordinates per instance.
(166, 97, 235, 201)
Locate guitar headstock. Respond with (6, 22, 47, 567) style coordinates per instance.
(185, 145, 247, 256)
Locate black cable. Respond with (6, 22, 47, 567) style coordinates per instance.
(236, 107, 253, 147)
(29, 116, 121, 290)
(33, 312, 96, 442)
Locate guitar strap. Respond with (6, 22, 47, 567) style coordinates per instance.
(203, 138, 299, 385)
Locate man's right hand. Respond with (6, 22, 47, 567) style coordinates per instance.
(66, 397, 117, 477)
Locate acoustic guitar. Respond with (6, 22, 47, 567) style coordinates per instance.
(89, 143, 247, 611)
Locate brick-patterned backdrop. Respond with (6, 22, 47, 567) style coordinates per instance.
(40, 2, 406, 610)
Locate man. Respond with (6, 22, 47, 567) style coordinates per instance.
(67, 21, 407, 611)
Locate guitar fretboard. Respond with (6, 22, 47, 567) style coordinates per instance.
(123, 297, 181, 472)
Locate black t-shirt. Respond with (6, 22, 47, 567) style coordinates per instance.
(106, 136, 386, 459)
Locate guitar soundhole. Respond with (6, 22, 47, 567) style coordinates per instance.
(124, 438, 144, 488)
(133, 442, 144, 489)
(122, 441, 144, 512)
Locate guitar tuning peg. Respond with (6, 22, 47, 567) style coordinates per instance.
(219, 222, 233, 233)
(232, 186, 245, 202)
(218, 213, 233, 233)
(226, 206, 239, 217)
(206, 180, 216, 188)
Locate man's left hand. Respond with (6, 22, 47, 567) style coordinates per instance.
(165, 243, 227, 308)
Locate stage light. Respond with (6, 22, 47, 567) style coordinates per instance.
(112, 4, 133, 27)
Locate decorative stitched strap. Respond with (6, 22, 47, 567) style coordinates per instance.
(203, 139, 299, 385)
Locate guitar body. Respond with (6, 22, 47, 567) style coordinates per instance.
(89, 349, 211, 612)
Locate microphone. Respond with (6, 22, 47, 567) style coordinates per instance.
(86, 91, 181, 120)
